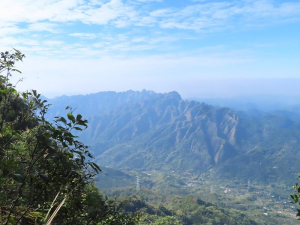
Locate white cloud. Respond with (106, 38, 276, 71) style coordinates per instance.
(0, 0, 81, 23)
(150, 8, 175, 17)
(135, 0, 163, 3)
(0, 37, 22, 47)
(1, 0, 300, 62)
(69, 33, 98, 39)
(0, 0, 136, 26)
(77, 0, 136, 25)
(43, 40, 65, 46)
(0, 0, 299, 32)
(130, 35, 180, 44)
(0, 26, 24, 37)
(153, 1, 300, 31)
(28, 22, 59, 33)
(131, 37, 147, 43)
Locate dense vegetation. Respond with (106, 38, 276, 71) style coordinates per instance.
(0, 50, 139, 224)
(2, 49, 300, 224)
(96, 167, 299, 224)
(122, 194, 259, 225)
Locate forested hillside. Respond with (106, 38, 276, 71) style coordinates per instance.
(0, 50, 140, 224)
(48, 90, 300, 185)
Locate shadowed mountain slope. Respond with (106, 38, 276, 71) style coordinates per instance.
(68, 91, 240, 172)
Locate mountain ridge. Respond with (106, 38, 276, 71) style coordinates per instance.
(47, 90, 300, 184)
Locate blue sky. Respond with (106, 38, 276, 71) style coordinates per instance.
(1, 0, 300, 98)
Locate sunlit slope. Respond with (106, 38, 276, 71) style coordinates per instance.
(74, 92, 239, 171)
(212, 112, 300, 184)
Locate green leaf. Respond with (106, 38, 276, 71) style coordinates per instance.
(8, 217, 16, 224)
(77, 120, 88, 127)
(0, 148, 5, 156)
(59, 117, 67, 124)
(27, 211, 43, 218)
(67, 113, 76, 123)
(12, 68, 22, 74)
(12, 174, 25, 184)
(3, 168, 10, 177)
(76, 114, 82, 121)
(89, 162, 102, 173)
(39, 174, 50, 182)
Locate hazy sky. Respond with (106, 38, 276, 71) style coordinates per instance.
(1, 0, 300, 98)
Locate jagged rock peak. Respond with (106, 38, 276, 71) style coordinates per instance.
(164, 91, 182, 100)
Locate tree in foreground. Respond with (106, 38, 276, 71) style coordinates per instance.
(291, 172, 300, 219)
(0, 49, 139, 224)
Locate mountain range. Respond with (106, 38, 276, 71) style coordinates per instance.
(46, 90, 300, 185)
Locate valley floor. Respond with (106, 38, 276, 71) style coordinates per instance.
(97, 169, 299, 225)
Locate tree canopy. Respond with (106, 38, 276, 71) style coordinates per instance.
(0, 49, 138, 224)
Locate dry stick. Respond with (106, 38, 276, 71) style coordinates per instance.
(45, 197, 66, 225)
(43, 189, 61, 222)
(44, 184, 80, 225)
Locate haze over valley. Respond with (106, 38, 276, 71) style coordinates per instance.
(2, 0, 300, 224)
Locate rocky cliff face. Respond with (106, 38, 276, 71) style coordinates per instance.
(68, 91, 240, 172)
